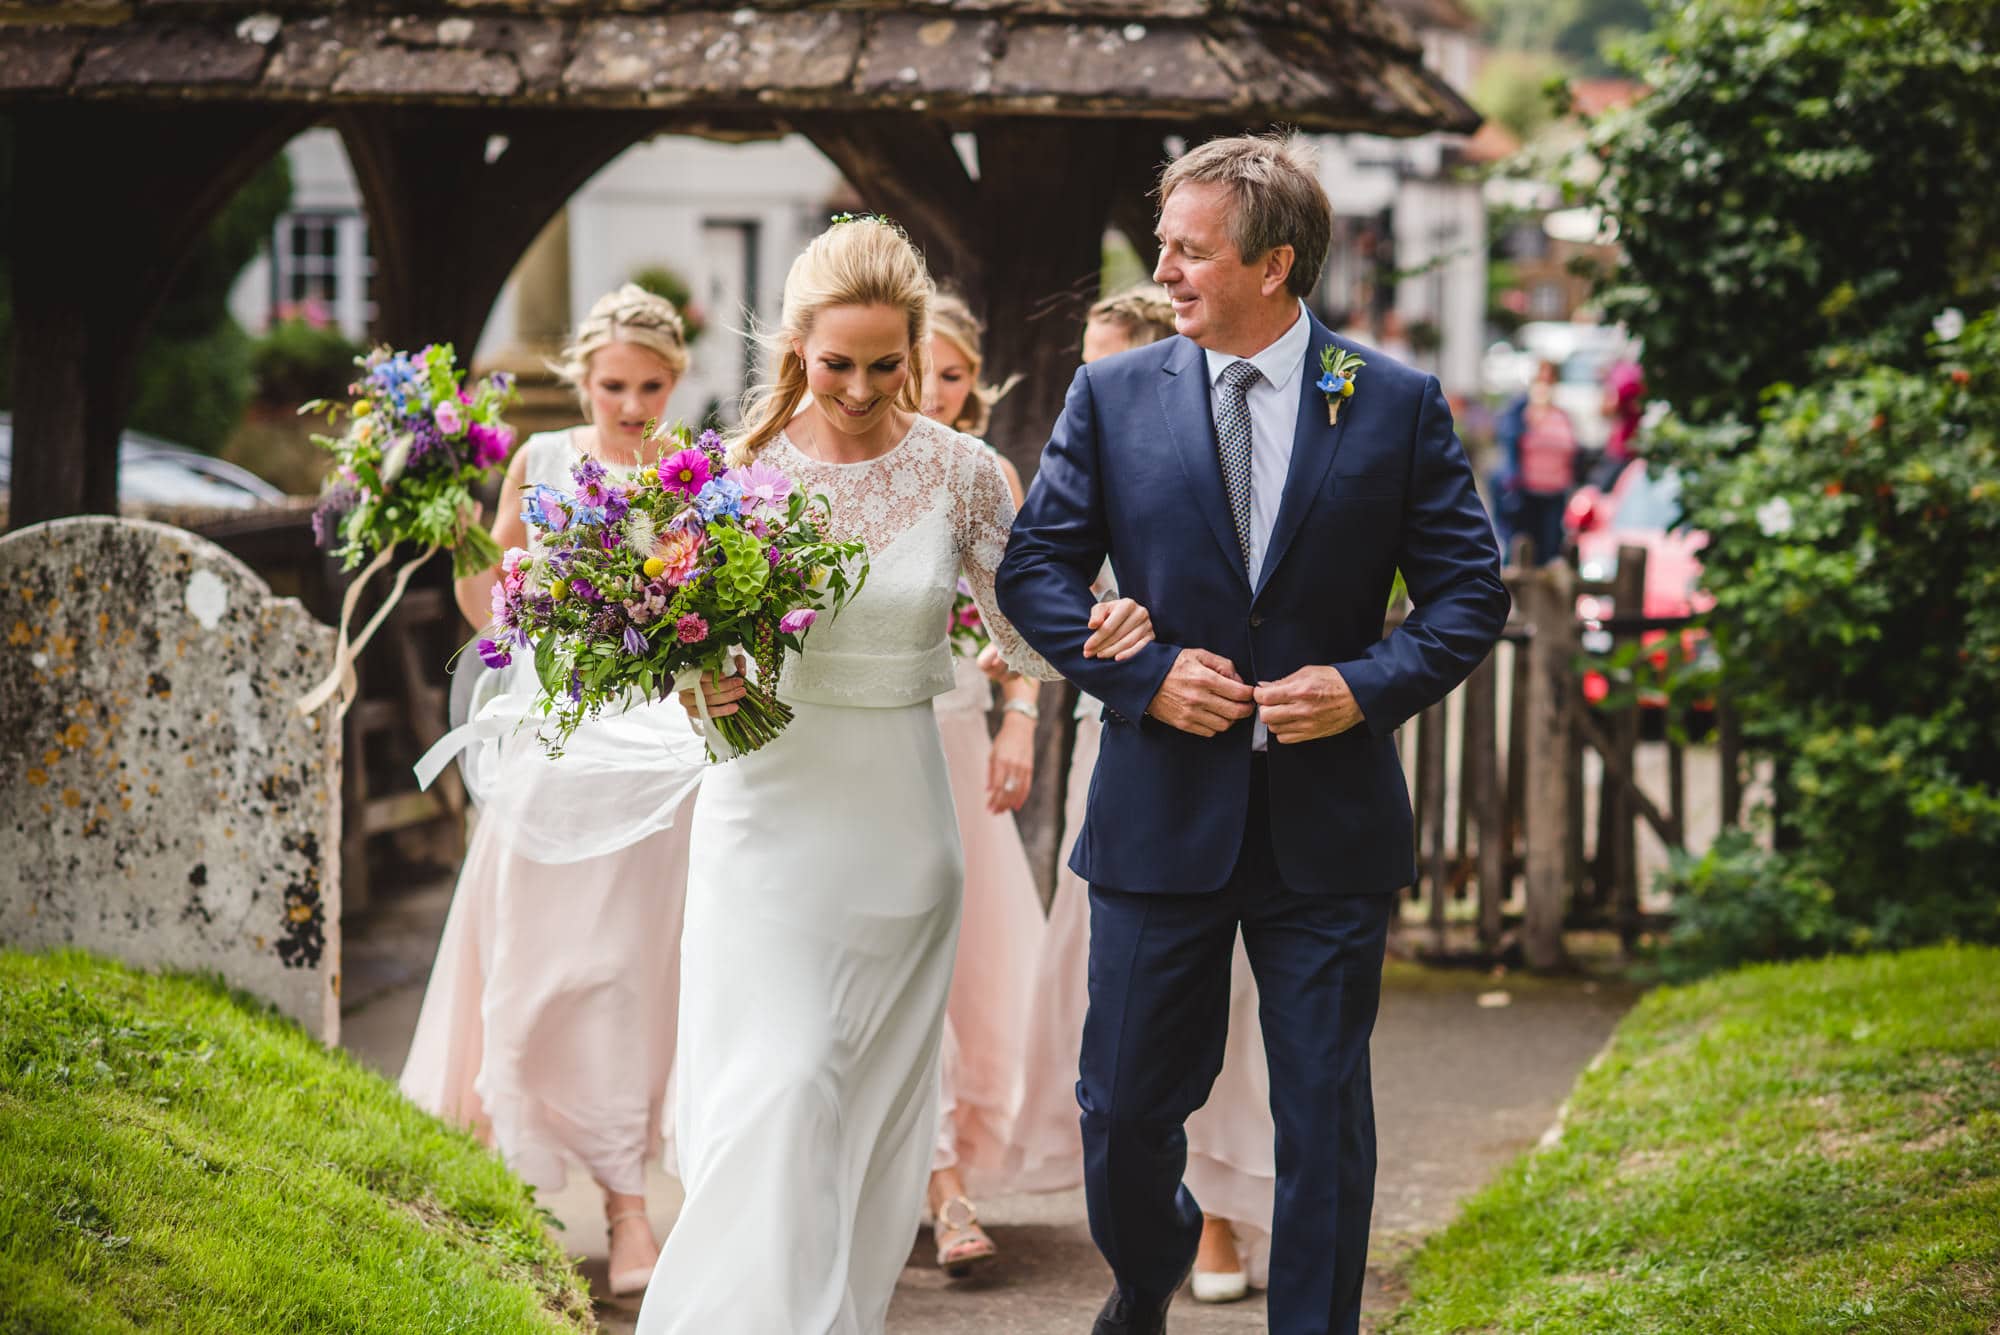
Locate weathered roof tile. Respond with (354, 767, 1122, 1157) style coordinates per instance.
(0, 28, 87, 91)
(76, 23, 270, 87)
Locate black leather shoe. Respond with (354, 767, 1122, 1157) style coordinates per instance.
(1090, 1285, 1173, 1335)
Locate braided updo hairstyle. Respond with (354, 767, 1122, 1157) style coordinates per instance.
(553, 283, 690, 413)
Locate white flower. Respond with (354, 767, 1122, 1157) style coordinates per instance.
(1933, 308, 1966, 342)
(1756, 496, 1795, 538)
(379, 435, 413, 485)
(623, 510, 659, 558)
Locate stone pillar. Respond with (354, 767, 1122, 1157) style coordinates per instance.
(0, 518, 342, 1040)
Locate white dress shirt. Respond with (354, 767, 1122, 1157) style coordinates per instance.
(1205, 300, 1311, 749)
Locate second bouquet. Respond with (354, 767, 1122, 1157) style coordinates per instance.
(484, 426, 867, 760)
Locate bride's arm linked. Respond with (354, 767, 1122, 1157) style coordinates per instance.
(954, 440, 1154, 681)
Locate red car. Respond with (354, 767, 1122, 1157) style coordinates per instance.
(1565, 461, 1714, 711)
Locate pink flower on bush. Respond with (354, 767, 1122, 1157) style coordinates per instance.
(676, 614, 710, 644)
(651, 526, 706, 586)
(659, 449, 713, 498)
(778, 608, 817, 634)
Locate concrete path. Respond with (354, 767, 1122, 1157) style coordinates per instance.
(341, 878, 1634, 1333)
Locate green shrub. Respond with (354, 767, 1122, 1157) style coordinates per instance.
(1576, 0, 2000, 424)
(1656, 312, 2000, 973)
(251, 316, 363, 407)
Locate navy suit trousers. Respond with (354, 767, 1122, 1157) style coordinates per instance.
(1079, 759, 1394, 1335)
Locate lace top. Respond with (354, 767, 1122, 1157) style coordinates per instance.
(767, 415, 1056, 708)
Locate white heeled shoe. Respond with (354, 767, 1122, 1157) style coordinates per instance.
(1190, 1267, 1249, 1304)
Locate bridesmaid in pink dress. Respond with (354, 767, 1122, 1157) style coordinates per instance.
(918, 293, 1047, 1276)
(1012, 287, 1276, 1303)
(402, 285, 700, 1299)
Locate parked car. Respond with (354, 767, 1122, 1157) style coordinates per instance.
(1566, 460, 1715, 719)
(0, 413, 286, 510)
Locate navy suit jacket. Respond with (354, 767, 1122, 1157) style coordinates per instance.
(995, 313, 1509, 896)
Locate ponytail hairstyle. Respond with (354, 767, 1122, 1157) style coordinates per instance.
(553, 283, 690, 413)
(728, 216, 935, 467)
(929, 291, 1021, 438)
(1087, 284, 1178, 349)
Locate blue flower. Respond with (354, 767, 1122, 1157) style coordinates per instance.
(1316, 371, 1341, 394)
(693, 477, 745, 522)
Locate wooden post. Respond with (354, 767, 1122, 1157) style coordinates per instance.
(1521, 562, 1577, 970)
(6, 104, 309, 527)
(1610, 544, 1648, 952)
(1416, 700, 1449, 953)
(340, 108, 662, 353)
(1719, 697, 1745, 828)
(1463, 650, 1506, 949)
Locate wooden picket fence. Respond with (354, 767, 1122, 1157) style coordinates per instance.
(1395, 544, 1744, 969)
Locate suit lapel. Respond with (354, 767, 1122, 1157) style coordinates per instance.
(1254, 317, 1352, 601)
(1159, 337, 1251, 589)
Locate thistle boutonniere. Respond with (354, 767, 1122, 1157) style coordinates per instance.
(1317, 347, 1366, 426)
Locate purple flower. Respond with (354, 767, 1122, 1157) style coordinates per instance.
(600, 529, 622, 550)
(778, 608, 817, 634)
(675, 614, 710, 644)
(695, 428, 725, 458)
(659, 449, 713, 498)
(310, 483, 359, 550)
(571, 455, 608, 488)
(570, 576, 602, 604)
(622, 624, 648, 655)
(476, 637, 512, 669)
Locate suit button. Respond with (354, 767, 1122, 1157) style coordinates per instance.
(1249, 613, 1264, 628)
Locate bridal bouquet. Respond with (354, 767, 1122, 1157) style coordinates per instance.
(296, 344, 520, 715)
(306, 344, 519, 577)
(948, 578, 989, 658)
(484, 426, 867, 760)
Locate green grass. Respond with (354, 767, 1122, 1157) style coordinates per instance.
(0, 950, 593, 1334)
(1386, 944, 2000, 1334)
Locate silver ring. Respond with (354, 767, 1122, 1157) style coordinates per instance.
(1002, 778, 1018, 791)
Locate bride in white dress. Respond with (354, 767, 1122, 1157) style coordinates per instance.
(637, 218, 1155, 1333)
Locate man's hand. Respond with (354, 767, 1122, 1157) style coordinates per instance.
(1254, 666, 1364, 744)
(676, 654, 748, 720)
(1145, 649, 1256, 737)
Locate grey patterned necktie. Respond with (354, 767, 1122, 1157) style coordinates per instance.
(1215, 359, 1262, 572)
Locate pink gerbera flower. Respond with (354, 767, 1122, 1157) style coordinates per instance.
(658, 448, 713, 498)
(651, 526, 706, 586)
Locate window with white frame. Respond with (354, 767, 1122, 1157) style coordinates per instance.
(270, 210, 374, 341)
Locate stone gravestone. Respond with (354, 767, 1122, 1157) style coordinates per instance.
(0, 517, 342, 1041)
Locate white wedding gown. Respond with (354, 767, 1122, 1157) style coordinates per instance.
(638, 416, 1052, 1334)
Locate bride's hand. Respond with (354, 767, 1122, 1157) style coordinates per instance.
(1082, 597, 1154, 661)
(677, 654, 748, 720)
(986, 710, 1035, 814)
(975, 641, 1015, 684)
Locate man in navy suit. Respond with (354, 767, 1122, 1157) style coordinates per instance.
(995, 135, 1508, 1335)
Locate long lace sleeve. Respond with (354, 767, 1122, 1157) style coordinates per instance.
(953, 440, 1061, 681)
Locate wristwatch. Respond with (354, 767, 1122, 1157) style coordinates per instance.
(1002, 698, 1041, 723)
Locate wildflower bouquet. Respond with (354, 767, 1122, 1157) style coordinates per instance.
(295, 344, 520, 716)
(485, 427, 866, 760)
(306, 344, 520, 578)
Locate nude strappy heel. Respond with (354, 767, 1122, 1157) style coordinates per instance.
(605, 1205, 658, 1297)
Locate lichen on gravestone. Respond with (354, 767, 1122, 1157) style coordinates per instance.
(0, 517, 342, 1042)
